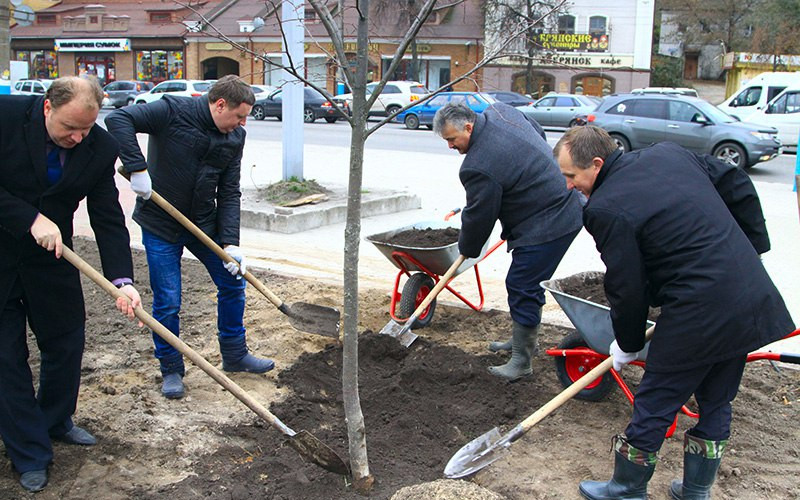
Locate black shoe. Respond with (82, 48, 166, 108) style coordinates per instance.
(20, 469, 48, 492)
(53, 425, 96, 446)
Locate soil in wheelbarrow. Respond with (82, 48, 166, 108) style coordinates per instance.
(557, 272, 661, 322)
(380, 227, 460, 248)
(3, 240, 798, 500)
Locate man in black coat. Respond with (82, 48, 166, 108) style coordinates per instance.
(433, 102, 582, 381)
(105, 75, 272, 400)
(0, 77, 142, 492)
(554, 126, 794, 500)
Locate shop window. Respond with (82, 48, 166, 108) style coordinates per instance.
(76, 55, 115, 86)
(558, 15, 575, 34)
(136, 50, 184, 83)
(37, 14, 56, 25)
(150, 12, 172, 24)
(14, 50, 58, 79)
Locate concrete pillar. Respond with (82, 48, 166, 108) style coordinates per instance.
(281, 0, 304, 180)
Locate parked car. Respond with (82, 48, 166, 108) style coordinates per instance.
(394, 92, 497, 129)
(630, 87, 699, 97)
(133, 79, 213, 104)
(251, 84, 276, 101)
(251, 87, 349, 123)
(517, 93, 600, 128)
(744, 85, 800, 151)
(717, 71, 798, 121)
(584, 93, 782, 169)
(102, 80, 154, 108)
(335, 81, 429, 117)
(12, 79, 53, 96)
(484, 91, 534, 107)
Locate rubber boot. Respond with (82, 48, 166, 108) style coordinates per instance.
(669, 432, 726, 500)
(159, 353, 185, 399)
(579, 435, 657, 500)
(487, 322, 538, 381)
(219, 336, 275, 373)
(487, 337, 512, 353)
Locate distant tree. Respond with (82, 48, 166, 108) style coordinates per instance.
(659, 0, 760, 53)
(749, 0, 800, 69)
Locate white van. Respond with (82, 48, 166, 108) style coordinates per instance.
(717, 72, 799, 121)
(745, 84, 800, 150)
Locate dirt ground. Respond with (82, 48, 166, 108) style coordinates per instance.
(1, 237, 798, 499)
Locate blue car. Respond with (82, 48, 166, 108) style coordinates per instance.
(395, 92, 497, 129)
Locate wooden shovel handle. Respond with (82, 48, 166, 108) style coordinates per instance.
(118, 168, 284, 309)
(411, 254, 466, 318)
(518, 325, 656, 435)
(61, 245, 295, 437)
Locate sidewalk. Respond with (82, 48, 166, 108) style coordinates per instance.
(73, 136, 799, 352)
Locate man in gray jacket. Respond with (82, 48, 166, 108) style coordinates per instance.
(106, 75, 273, 400)
(433, 102, 582, 380)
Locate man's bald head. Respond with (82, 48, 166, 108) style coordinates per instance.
(45, 77, 104, 112)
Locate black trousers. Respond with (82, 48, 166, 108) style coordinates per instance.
(0, 278, 85, 473)
(625, 354, 748, 453)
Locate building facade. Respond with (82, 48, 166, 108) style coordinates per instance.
(483, 0, 655, 97)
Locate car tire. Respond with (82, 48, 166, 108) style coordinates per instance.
(126, 98, 135, 107)
(385, 104, 401, 117)
(713, 142, 747, 169)
(568, 119, 578, 128)
(252, 105, 265, 121)
(404, 114, 420, 130)
(303, 108, 316, 123)
(609, 133, 631, 152)
(324, 117, 338, 123)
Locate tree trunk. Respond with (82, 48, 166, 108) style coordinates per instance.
(410, 38, 419, 82)
(341, 0, 373, 492)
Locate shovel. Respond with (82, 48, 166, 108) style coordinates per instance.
(118, 168, 340, 338)
(61, 245, 350, 476)
(379, 254, 466, 347)
(444, 325, 656, 478)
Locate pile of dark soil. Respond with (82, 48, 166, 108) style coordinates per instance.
(557, 271, 660, 322)
(382, 227, 459, 248)
(259, 178, 329, 205)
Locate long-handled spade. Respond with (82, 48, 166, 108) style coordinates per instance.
(118, 168, 340, 338)
(444, 325, 656, 478)
(379, 255, 467, 347)
(61, 245, 350, 476)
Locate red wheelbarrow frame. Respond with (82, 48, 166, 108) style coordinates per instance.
(388, 239, 505, 322)
(545, 328, 800, 438)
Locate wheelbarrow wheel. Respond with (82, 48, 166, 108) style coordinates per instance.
(397, 273, 436, 329)
(554, 331, 614, 401)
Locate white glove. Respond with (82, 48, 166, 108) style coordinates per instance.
(130, 170, 152, 200)
(223, 245, 246, 278)
(609, 339, 639, 372)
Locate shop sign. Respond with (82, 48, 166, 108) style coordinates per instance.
(534, 53, 633, 68)
(723, 51, 800, 69)
(533, 33, 608, 52)
(206, 43, 233, 51)
(55, 38, 131, 52)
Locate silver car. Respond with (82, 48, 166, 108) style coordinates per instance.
(586, 93, 782, 169)
(516, 93, 600, 128)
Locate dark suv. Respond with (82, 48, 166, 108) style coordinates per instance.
(102, 80, 154, 108)
(586, 93, 782, 169)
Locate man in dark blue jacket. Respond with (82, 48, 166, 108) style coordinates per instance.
(0, 77, 142, 492)
(433, 102, 582, 381)
(554, 126, 794, 500)
(106, 75, 273, 400)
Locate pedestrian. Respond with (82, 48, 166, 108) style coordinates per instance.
(105, 75, 273, 400)
(433, 102, 582, 381)
(554, 126, 795, 500)
(0, 76, 142, 492)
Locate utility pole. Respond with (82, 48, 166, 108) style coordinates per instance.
(281, 0, 304, 180)
(0, 0, 10, 79)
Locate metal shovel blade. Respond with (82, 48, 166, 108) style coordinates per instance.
(444, 427, 510, 479)
(284, 302, 341, 338)
(288, 430, 351, 476)
(378, 319, 418, 347)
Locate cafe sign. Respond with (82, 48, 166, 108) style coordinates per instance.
(533, 33, 608, 52)
(531, 53, 634, 68)
(55, 38, 131, 52)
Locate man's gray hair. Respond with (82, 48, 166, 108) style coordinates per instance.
(433, 102, 477, 135)
(207, 75, 255, 107)
(46, 76, 104, 110)
(553, 125, 618, 169)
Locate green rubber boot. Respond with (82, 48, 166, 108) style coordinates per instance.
(487, 337, 512, 353)
(579, 435, 657, 500)
(487, 322, 539, 381)
(669, 432, 726, 500)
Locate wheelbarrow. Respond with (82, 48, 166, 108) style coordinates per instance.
(541, 271, 800, 438)
(366, 217, 503, 330)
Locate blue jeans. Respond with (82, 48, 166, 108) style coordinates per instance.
(141, 229, 246, 371)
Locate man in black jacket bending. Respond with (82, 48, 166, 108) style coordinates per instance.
(106, 75, 273, 400)
(555, 126, 794, 500)
(433, 102, 582, 381)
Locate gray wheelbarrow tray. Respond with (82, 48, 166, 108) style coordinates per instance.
(541, 271, 653, 361)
